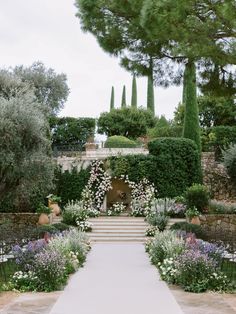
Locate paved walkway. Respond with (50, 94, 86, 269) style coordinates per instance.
(49, 244, 183, 314)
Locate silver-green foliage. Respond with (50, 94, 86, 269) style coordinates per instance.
(0, 88, 54, 211)
(223, 144, 236, 184)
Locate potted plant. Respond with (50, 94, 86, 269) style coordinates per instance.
(185, 207, 201, 225)
(36, 204, 51, 225)
(47, 194, 61, 216)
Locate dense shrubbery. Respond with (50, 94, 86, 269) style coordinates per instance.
(11, 229, 90, 292)
(147, 231, 232, 293)
(55, 166, 90, 206)
(202, 126, 236, 158)
(109, 138, 202, 198)
(97, 107, 156, 139)
(185, 184, 210, 212)
(50, 117, 95, 148)
(104, 136, 138, 148)
(209, 200, 236, 214)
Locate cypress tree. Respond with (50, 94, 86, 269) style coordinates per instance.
(131, 75, 137, 108)
(183, 61, 201, 151)
(147, 58, 155, 115)
(121, 85, 127, 107)
(110, 86, 115, 111)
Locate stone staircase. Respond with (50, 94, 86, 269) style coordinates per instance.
(88, 216, 148, 243)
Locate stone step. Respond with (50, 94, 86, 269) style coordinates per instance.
(90, 238, 146, 243)
(92, 226, 147, 231)
(89, 230, 146, 235)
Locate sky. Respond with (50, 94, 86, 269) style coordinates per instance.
(0, 0, 182, 120)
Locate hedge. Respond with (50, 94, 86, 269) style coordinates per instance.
(105, 136, 138, 148)
(54, 166, 90, 206)
(109, 138, 202, 198)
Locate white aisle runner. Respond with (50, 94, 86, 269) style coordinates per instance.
(49, 244, 183, 314)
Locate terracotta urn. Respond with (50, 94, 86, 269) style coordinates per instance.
(190, 216, 201, 225)
(38, 213, 50, 225)
(48, 200, 61, 216)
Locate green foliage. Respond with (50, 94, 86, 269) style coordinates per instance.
(223, 144, 236, 184)
(54, 166, 90, 207)
(182, 61, 201, 151)
(13, 62, 69, 116)
(97, 107, 156, 139)
(148, 116, 183, 138)
(185, 184, 210, 212)
(62, 200, 88, 226)
(36, 204, 51, 214)
(146, 212, 169, 231)
(0, 88, 54, 212)
(185, 207, 200, 219)
(201, 126, 236, 157)
(110, 86, 115, 111)
(170, 222, 204, 239)
(34, 225, 57, 238)
(49, 117, 95, 148)
(52, 222, 70, 232)
(109, 138, 202, 198)
(131, 75, 137, 108)
(121, 85, 126, 107)
(149, 230, 186, 265)
(209, 200, 236, 215)
(104, 136, 138, 148)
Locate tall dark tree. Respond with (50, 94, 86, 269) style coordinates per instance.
(182, 61, 201, 150)
(131, 75, 137, 108)
(77, 0, 236, 149)
(121, 85, 127, 107)
(110, 86, 115, 111)
(147, 59, 155, 114)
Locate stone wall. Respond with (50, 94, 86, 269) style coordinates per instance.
(201, 152, 236, 201)
(200, 214, 236, 235)
(0, 213, 39, 225)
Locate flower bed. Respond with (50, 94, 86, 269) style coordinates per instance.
(146, 230, 236, 293)
(4, 229, 90, 292)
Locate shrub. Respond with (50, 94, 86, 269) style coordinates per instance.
(34, 225, 58, 238)
(209, 200, 236, 214)
(174, 250, 220, 292)
(185, 184, 209, 212)
(110, 138, 202, 198)
(104, 136, 138, 148)
(52, 222, 70, 232)
(146, 212, 169, 231)
(34, 249, 67, 291)
(62, 200, 88, 226)
(170, 222, 204, 239)
(149, 230, 185, 265)
(223, 144, 236, 184)
(55, 166, 90, 207)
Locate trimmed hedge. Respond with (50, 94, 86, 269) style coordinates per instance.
(105, 136, 138, 148)
(54, 166, 90, 206)
(110, 138, 202, 198)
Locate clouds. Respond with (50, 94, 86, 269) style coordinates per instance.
(0, 0, 181, 119)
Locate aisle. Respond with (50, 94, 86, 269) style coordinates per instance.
(49, 244, 183, 314)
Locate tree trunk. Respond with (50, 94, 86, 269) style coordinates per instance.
(147, 59, 155, 115)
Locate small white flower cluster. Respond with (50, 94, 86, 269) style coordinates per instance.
(12, 270, 38, 281)
(82, 160, 112, 211)
(107, 202, 126, 216)
(158, 258, 177, 280)
(76, 220, 92, 232)
(123, 176, 156, 216)
(68, 251, 80, 270)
